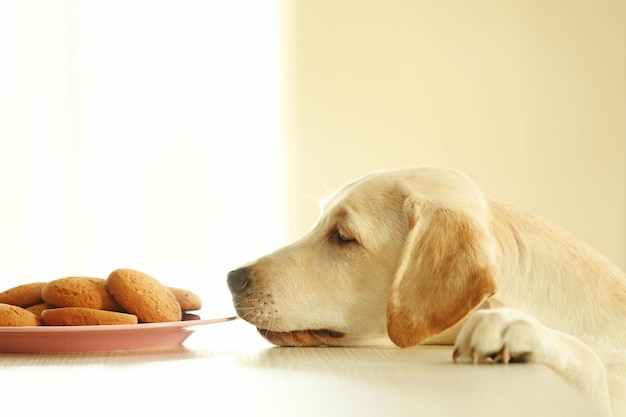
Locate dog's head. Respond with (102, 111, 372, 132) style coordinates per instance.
(227, 167, 497, 347)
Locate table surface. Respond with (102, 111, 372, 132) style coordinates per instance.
(0, 316, 602, 417)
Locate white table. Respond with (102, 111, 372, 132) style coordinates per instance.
(0, 317, 601, 417)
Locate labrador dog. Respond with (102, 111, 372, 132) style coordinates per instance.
(227, 166, 626, 416)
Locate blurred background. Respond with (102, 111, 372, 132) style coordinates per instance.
(0, 1, 624, 313)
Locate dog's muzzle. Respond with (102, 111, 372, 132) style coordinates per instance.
(227, 267, 345, 346)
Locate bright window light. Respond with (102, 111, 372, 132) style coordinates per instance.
(0, 1, 282, 307)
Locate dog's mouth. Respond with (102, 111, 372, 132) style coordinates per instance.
(257, 328, 345, 347)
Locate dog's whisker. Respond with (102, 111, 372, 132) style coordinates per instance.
(234, 305, 260, 311)
(233, 298, 260, 306)
(239, 305, 270, 327)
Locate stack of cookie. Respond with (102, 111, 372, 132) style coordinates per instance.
(0, 268, 203, 326)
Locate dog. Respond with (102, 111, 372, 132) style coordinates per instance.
(227, 166, 626, 416)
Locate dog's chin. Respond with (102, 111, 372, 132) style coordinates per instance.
(257, 328, 345, 347)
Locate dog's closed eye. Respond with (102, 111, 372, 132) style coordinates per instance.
(329, 226, 358, 245)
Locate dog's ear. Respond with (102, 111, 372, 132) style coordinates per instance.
(386, 198, 497, 348)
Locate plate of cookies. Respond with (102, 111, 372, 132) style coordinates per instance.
(0, 268, 236, 353)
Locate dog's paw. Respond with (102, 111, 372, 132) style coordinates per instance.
(453, 308, 548, 364)
(453, 308, 613, 416)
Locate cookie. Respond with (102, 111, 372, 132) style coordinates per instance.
(0, 282, 47, 307)
(25, 303, 55, 318)
(41, 307, 138, 326)
(0, 303, 41, 326)
(182, 312, 201, 321)
(168, 287, 202, 311)
(42, 277, 124, 311)
(107, 269, 182, 323)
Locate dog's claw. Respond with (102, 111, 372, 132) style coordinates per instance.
(501, 345, 510, 364)
(471, 348, 479, 364)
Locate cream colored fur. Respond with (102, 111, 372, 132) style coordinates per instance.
(228, 167, 626, 416)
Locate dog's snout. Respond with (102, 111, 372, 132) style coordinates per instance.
(227, 268, 251, 295)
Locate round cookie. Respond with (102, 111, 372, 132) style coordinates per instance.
(42, 277, 124, 311)
(0, 282, 47, 307)
(107, 269, 182, 323)
(168, 287, 202, 311)
(0, 303, 41, 326)
(25, 303, 55, 318)
(41, 307, 138, 326)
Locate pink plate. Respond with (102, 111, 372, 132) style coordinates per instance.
(0, 316, 237, 353)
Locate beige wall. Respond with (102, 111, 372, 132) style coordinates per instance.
(282, 0, 626, 269)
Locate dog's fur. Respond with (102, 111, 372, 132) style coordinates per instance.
(227, 167, 626, 416)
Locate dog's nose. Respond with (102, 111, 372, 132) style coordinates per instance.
(227, 268, 251, 295)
